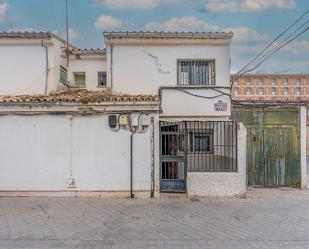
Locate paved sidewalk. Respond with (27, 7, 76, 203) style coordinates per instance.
(0, 189, 309, 248)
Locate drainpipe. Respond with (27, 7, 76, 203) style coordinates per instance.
(110, 44, 114, 91)
(150, 117, 155, 198)
(130, 131, 135, 198)
(41, 41, 49, 95)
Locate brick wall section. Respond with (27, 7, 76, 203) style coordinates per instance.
(231, 74, 309, 102)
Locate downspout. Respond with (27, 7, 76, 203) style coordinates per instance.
(41, 41, 49, 95)
(150, 116, 155, 198)
(130, 131, 135, 198)
(110, 44, 114, 91)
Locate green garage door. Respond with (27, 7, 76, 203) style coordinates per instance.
(232, 107, 301, 187)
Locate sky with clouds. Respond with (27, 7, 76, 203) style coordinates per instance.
(0, 0, 308, 74)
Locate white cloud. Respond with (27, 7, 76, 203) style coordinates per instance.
(68, 29, 79, 41)
(94, 15, 122, 30)
(205, 0, 296, 12)
(0, 2, 8, 23)
(145, 16, 219, 32)
(95, 0, 183, 10)
(7, 28, 42, 32)
(223, 26, 269, 42)
(145, 16, 268, 43)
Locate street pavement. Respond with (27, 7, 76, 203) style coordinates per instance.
(0, 188, 309, 249)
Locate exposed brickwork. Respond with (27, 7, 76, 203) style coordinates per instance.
(231, 74, 309, 103)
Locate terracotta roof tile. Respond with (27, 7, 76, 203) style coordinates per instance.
(0, 89, 159, 104)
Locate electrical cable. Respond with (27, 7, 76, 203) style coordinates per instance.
(237, 9, 309, 75)
(241, 25, 309, 74)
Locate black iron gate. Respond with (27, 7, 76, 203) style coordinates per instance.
(160, 121, 238, 192)
(160, 122, 187, 192)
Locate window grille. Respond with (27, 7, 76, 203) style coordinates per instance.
(178, 60, 215, 85)
(98, 72, 107, 86)
(160, 121, 238, 173)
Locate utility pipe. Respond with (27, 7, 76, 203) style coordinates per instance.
(130, 131, 135, 198)
(150, 116, 155, 198)
(41, 41, 49, 95)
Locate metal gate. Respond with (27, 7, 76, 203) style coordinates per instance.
(232, 107, 301, 187)
(160, 121, 238, 192)
(160, 122, 187, 192)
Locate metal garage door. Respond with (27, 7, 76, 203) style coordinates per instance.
(232, 107, 301, 187)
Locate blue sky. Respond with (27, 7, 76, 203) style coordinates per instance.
(0, 0, 308, 73)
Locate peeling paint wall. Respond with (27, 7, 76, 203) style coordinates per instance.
(109, 45, 231, 95)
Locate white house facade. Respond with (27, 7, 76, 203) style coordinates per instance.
(0, 31, 247, 198)
(0, 32, 70, 95)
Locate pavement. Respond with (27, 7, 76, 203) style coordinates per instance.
(1, 189, 309, 249)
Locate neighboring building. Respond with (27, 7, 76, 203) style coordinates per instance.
(0, 32, 70, 95)
(68, 49, 107, 90)
(231, 74, 309, 102)
(231, 74, 308, 188)
(0, 31, 247, 198)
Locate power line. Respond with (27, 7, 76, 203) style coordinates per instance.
(236, 9, 309, 75)
(241, 25, 309, 74)
(241, 19, 309, 74)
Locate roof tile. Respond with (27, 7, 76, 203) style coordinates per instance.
(0, 89, 159, 104)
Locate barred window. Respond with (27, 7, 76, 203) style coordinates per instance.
(178, 60, 215, 85)
(189, 130, 214, 153)
(98, 72, 107, 86)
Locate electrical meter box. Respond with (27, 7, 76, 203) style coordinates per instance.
(108, 115, 117, 128)
(131, 115, 139, 127)
(140, 115, 150, 127)
(119, 115, 129, 126)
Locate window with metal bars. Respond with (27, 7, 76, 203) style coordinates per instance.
(178, 60, 215, 85)
(188, 130, 214, 153)
(98, 72, 107, 86)
(160, 121, 238, 173)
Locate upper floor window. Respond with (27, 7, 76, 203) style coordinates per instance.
(60, 66, 68, 83)
(296, 79, 301, 95)
(284, 79, 289, 95)
(234, 80, 238, 96)
(178, 60, 215, 85)
(98, 72, 107, 86)
(271, 79, 276, 95)
(259, 80, 264, 95)
(246, 79, 250, 96)
(74, 72, 86, 87)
